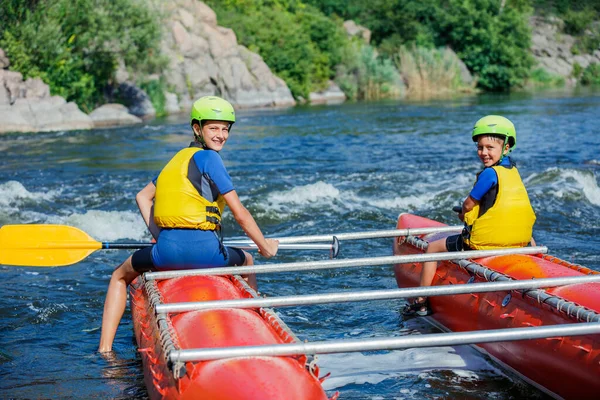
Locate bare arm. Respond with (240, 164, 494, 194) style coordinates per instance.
(222, 190, 278, 258)
(136, 182, 160, 240)
(459, 195, 478, 222)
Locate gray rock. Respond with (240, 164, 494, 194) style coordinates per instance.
(164, 92, 181, 114)
(158, 0, 296, 110)
(309, 81, 346, 105)
(529, 15, 598, 81)
(24, 77, 50, 99)
(114, 82, 156, 117)
(1, 97, 93, 133)
(0, 64, 94, 133)
(89, 103, 143, 127)
(343, 20, 371, 44)
(0, 48, 9, 69)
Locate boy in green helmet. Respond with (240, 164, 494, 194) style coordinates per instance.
(99, 96, 279, 353)
(405, 115, 536, 316)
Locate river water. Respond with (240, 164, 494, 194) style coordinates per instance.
(1, 91, 599, 399)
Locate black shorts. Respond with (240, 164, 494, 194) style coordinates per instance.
(131, 245, 247, 273)
(445, 234, 470, 252)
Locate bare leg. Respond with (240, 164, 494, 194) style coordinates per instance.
(419, 238, 448, 287)
(240, 250, 257, 291)
(98, 255, 140, 353)
(414, 239, 448, 311)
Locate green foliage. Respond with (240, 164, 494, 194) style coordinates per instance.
(140, 78, 168, 117)
(572, 62, 583, 78)
(572, 28, 600, 55)
(436, 0, 534, 91)
(309, 0, 534, 92)
(0, 0, 164, 112)
(562, 9, 594, 35)
(532, 0, 600, 16)
(528, 67, 566, 87)
(335, 42, 403, 100)
(580, 63, 600, 85)
(204, 0, 350, 99)
(396, 45, 474, 95)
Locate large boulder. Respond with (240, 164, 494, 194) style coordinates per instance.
(530, 16, 600, 83)
(343, 20, 371, 44)
(89, 103, 143, 128)
(0, 67, 94, 134)
(309, 81, 346, 105)
(0, 48, 9, 69)
(158, 0, 295, 111)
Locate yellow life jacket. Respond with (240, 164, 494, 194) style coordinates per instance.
(153, 147, 225, 230)
(463, 165, 536, 250)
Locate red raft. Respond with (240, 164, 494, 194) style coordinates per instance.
(130, 273, 331, 399)
(393, 213, 600, 399)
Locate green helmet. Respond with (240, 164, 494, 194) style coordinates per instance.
(472, 115, 516, 148)
(190, 96, 235, 126)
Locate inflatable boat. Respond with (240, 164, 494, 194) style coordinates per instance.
(129, 273, 331, 399)
(393, 213, 600, 399)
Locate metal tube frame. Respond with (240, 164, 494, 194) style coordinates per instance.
(155, 274, 600, 314)
(145, 246, 547, 280)
(168, 322, 600, 362)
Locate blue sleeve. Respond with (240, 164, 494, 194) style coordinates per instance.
(469, 168, 498, 201)
(193, 151, 235, 195)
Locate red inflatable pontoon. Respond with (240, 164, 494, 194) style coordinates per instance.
(130, 274, 332, 399)
(393, 213, 600, 399)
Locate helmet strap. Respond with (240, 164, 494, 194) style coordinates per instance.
(192, 121, 209, 149)
(497, 137, 511, 164)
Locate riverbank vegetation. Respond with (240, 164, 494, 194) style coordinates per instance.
(1, 0, 599, 113)
(0, 0, 164, 112)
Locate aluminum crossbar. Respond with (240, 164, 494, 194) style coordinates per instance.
(155, 274, 600, 314)
(168, 322, 600, 362)
(226, 226, 463, 244)
(228, 243, 334, 251)
(145, 246, 547, 280)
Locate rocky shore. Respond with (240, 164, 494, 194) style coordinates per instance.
(0, 2, 598, 134)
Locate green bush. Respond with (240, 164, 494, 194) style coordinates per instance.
(528, 67, 566, 87)
(335, 42, 403, 100)
(436, 0, 534, 91)
(205, 0, 348, 99)
(396, 45, 474, 95)
(580, 63, 600, 85)
(562, 9, 594, 35)
(140, 77, 168, 117)
(1, 0, 164, 112)
(308, 0, 535, 92)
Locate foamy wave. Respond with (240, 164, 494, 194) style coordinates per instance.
(318, 344, 503, 390)
(267, 182, 341, 208)
(370, 193, 436, 210)
(263, 181, 440, 217)
(0, 180, 62, 210)
(563, 170, 600, 206)
(527, 168, 600, 207)
(46, 210, 148, 241)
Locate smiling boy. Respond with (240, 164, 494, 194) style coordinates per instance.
(405, 115, 536, 316)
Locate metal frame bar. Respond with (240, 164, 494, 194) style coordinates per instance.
(155, 274, 600, 314)
(168, 322, 600, 362)
(226, 226, 463, 244)
(145, 246, 547, 280)
(405, 235, 600, 323)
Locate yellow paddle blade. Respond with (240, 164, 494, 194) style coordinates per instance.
(0, 224, 102, 267)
